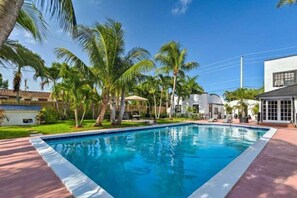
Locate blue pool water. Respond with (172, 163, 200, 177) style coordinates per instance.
(46, 124, 268, 198)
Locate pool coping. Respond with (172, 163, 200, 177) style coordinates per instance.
(30, 122, 276, 198)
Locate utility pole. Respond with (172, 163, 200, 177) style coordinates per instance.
(240, 56, 244, 88)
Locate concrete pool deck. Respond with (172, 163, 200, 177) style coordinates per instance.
(0, 122, 297, 198)
(0, 138, 72, 198)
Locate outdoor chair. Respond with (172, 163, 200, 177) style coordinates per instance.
(132, 111, 140, 120)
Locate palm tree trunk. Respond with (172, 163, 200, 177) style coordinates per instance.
(16, 90, 20, 105)
(0, 0, 24, 48)
(110, 92, 116, 125)
(177, 96, 180, 105)
(169, 74, 177, 119)
(153, 93, 157, 120)
(157, 89, 163, 119)
(79, 109, 86, 126)
(94, 91, 109, 127)
(165, 89, 169, 114)
(74, 108, 79, 127)
(117, 88, 126, 125)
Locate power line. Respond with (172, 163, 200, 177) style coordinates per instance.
(198, 60, 239, 72)
(199, 56, 240, 68)
(244, 44, 297, 56)
(199, 64, 238, 74)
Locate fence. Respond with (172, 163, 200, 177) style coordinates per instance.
(0, 100, 167, 116)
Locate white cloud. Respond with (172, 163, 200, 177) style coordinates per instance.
(171, 0, 192, 15)
(24, 31, 36, 44)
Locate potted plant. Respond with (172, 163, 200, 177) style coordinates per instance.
(237, 100, 248, 123)
(224, 103, 233, 119)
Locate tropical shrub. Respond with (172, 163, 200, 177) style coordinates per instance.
(38, 107, 59, 124)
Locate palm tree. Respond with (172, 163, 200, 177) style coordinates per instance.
(144, 76, 159, 120)
(3, 42, 46, 104)
(41, 62, 63, 112)
(157, 74, 171, 119)
(57, 63, 94, 127)
(0, 0, 77, 47)
(56, 19, 154, 126)
(277, 0, 297, 7)
(155, 41, 199, 119)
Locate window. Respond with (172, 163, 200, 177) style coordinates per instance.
(262, 100, 267, 120)
(38, 98, 48, 101)
(175, 105, 181, 113)
(281, 100, 292, 121)
(193, 104, 199, 113)
(214, 107, 218, 115)
(23, 119, 33, 123)
(268, 101, 278, 120)
(273, 70, 297, 87)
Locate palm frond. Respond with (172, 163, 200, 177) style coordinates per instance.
(16, 1, 47, 42)
(277, 0, 297, 7)
(35, 0, 77, 34)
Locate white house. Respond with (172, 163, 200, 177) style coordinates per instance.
(257, 55, 297, 125)
(0, 105, 41, 126)
(173, 93, 225, 119)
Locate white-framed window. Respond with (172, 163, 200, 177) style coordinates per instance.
(267, 101, 278, 120)
(281, 100, 292, 121)
(262, 99, 293, 122)
(273, 70, 297, 87)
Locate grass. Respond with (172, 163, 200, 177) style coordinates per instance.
(0, 118, 192, 140)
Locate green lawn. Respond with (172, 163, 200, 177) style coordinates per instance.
(0, 118, 193, 140)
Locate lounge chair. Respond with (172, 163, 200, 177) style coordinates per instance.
(208, 115, 218, 122)
(208, 118, 217, 122)
(223, 116, 232, 123)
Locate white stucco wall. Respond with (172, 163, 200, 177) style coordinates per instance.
(264, 55, 297, 92)
(2, 110, 39, 126)
(173, 94, 225, 118)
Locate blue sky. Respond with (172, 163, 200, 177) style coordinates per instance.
(4, 0, 297, 95)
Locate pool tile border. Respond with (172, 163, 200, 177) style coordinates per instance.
(30, 122, 275, 198)
(189, 124, 277, 198)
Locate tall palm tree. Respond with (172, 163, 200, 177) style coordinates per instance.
(116, 55, 149, 125)
(155, 41, 199, 119)
(56, 20, 154, 126)
(143, 76, 159, 120)
(157, 74, 171, 119)
(0, 0, 77, 47)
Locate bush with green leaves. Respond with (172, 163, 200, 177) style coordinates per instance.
(37, 107, 59, 124)
(0, 109, 8, 126)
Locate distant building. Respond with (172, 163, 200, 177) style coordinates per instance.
(173, 93, 225, 119)
(0, 105, 41, 126)
(257, 55, 297, 125)
(0, 89, 52, 102)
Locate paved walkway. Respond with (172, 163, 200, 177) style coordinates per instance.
(0, 122, 297, 198)
(0, 138, 72, 198)
(228, 128, 297, 198)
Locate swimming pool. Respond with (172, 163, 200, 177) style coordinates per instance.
(38, 123, 270, 198)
